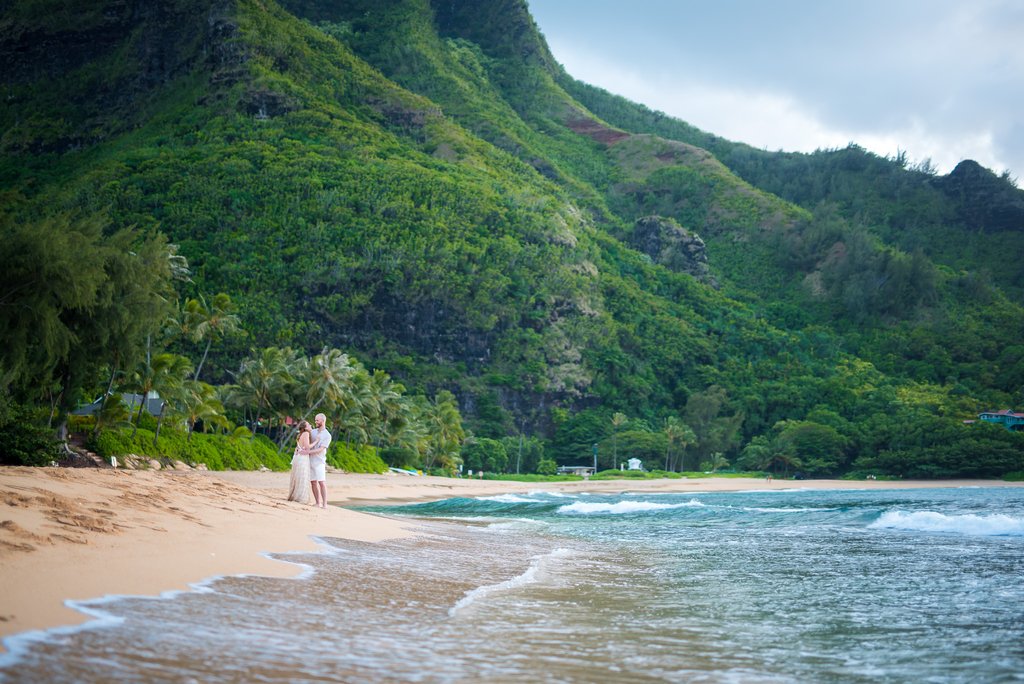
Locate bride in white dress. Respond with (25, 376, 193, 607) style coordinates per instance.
(288, 420, 313, 505)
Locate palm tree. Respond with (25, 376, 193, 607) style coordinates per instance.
(769, 447, 801, 479)
(663, 416, 696, 472)
(384, 395, 425, 457)
(125, 352, 192, 445)
(336, 365, 371, 448)
(228, 347, 297, 435)
(611, 412, 628, 464)
(422, 390, 465, 471)
(678, 423, 697, 472)
(306, 348, 357, 415)
(94, 393, 133, 434)
(275, 348, 358, 450)
(185, 293, 242, 382)
(176, 380, 230, 441)
(359, 369, 387, 443)
(368, 370, 405, 451)
(705, 452, 730, 473)
(126, 352, 193, 432)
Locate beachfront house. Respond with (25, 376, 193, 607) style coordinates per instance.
(978, 409, 1024, 431)
(628, 458, 643, 471)
(72, 392, 164, 418)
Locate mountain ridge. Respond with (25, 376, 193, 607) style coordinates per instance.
(2, 0, 1022, 476)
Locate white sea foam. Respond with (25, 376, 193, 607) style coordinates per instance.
(0, 603, 126, 670)
(431, 515, 523, 524)
(475, 494, 544, 503)
(743, 506, 830, 513)
(869, 510, 1024, 536)
(448, 548, 572, 617)
(0, 572, 252, 669)
(487, 519, 550, 531)
(528, 489, 570, 498)
(557, 499, 705, 515)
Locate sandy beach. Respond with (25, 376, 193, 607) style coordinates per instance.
(1, 466, 1021, 649)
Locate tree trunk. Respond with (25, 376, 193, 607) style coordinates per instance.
(131, 394, 146, 438)
(95, 364, 119, 437)
(517, 433, 523, 474)
(194, 339, 212, 382)
(51, 368, 76, 443)
(153, 401, 166, 447)
(276, 395, 325, 453)
(134, 334, 152, 437)
(47, 386, 61, 430)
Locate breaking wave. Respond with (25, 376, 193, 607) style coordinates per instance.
(869, 510, 1024, 536)
(557, 499, 705, 515)
(474, 494, 544, 503)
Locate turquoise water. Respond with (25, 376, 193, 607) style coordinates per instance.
(2, 487, 1023, 682)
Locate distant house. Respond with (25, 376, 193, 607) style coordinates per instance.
(627, 457, 643, 471)
(73, 392, 165, 417)
(978, 409, 1024, 432)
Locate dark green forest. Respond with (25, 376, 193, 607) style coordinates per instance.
(2, 0, 1022, 478)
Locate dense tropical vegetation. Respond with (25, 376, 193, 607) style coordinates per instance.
(1, 0, 1022, 478)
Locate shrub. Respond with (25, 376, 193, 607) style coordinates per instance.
(0, 399, 61, 466)
(379, 446, 419, 469)
(328, 443, 388, 474)
(536, 457, 557, 475)
(92, 427, 291, 471)
(591, 469, 652, 479)
(92, 428, 150, 459)
(482, 473, 581, 482)
(590, 468, 684, 480)
(461, 437, 509, 473)
(219, 433, 289, 471)
(67, 414, 95, 433)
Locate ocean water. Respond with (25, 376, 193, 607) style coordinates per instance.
(2, 487, 1023, 683)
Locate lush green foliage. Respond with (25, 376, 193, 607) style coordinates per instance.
(590, 469, 684, 480)
(1, 0, 1022, 479)
(327, 442, 388, 474)
(475, 472, 581, 482)
(461, 436, 508, 473)
(92, 427, 291, 471)
(0, 396, 62, 466)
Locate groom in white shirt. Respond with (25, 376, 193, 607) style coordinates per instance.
(309, 413, 332, 509)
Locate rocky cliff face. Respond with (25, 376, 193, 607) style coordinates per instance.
(629, 215, 716, 286)
(0, 0, 222, 153)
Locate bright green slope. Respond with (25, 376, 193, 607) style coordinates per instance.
(1, 0, 1022, 476)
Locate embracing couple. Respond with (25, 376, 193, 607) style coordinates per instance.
(288, 413, 332, 508)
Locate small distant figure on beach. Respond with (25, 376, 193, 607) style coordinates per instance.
(288, 420, 313, 505)
(767, 473, 773, 483)
(309, 413, 332, 509)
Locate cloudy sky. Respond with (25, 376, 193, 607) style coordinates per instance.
(527, 0, 1023, 180)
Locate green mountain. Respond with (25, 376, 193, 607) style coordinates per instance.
(2, 0, 1022, 477)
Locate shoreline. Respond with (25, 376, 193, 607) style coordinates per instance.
(2, 466, 1021, 650)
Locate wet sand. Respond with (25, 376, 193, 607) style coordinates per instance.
(1, 466, 1020, 648)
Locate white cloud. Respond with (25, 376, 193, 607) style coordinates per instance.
(549, 39, 1013, 176)
(855, 124, 1004, 176)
